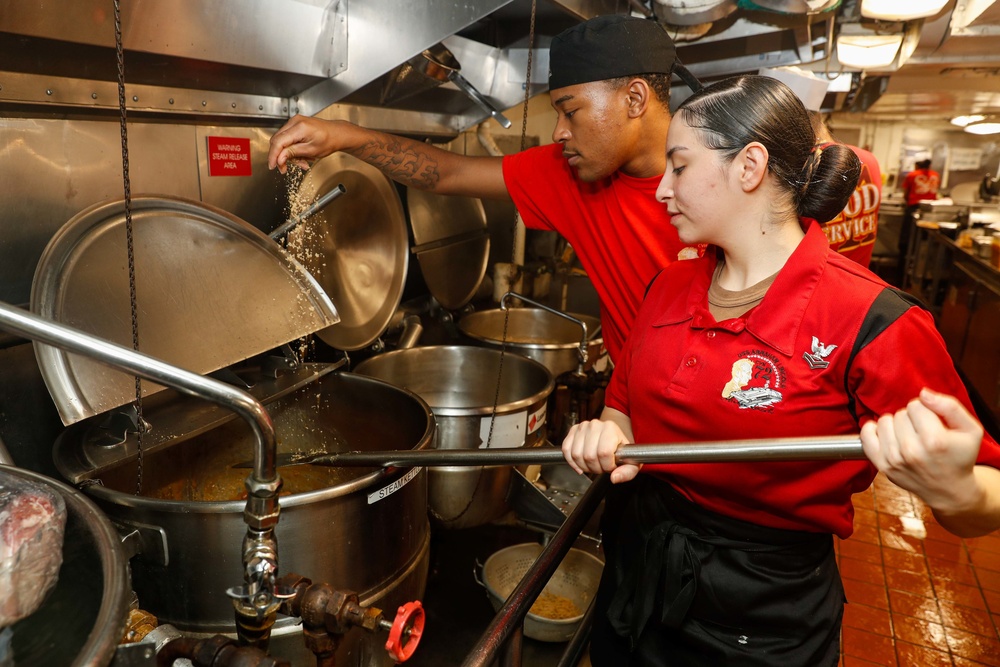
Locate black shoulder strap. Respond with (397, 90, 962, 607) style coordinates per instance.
(644, 268, 665, 300)
(844, 287, 929, 423)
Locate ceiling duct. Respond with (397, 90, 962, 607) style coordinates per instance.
(653, 0, 738, 25)
(846, 73, 890, 111)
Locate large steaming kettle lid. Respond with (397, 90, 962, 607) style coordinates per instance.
(30, 195, 339, 426)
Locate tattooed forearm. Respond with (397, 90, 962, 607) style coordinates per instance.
(355, 138, 441, 190)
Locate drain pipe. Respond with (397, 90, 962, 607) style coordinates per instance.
(0, 301, 283, 649)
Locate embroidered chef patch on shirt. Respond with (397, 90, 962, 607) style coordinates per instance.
(721, 350, 785, 411)
(803, 336, 837, 370)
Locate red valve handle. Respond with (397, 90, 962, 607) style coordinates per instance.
(384, 600, 425, 663)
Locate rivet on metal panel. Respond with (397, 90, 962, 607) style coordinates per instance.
(202, 100, 207, 106)
(168, 98, 174, 104)
(231, 102, 237, 109)
(132, 95, 138, 102)
(46, 89, 53, 95)
(259, 105, 264, 111)
(91, 92, 98, 99)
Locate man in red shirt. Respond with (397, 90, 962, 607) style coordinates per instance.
(268, 15, 702, 363)
(899, 158, 941, 283)
(902, 158, 941, 206)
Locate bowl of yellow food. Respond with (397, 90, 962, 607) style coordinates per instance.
(478, 542, 603, 642)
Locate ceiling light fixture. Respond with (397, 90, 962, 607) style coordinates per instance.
(835, 33, 903, 69)
(860, 0, 949, 21)
(964, 122, 1000, 136)
(951, 115, 987, 127)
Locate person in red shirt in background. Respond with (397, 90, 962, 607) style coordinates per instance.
(899, 157, 941, 282)
(268, 15, 704, 364)
(761, 67, 882, 268)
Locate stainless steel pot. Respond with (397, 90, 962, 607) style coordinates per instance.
(458, 308, 604, 377)
(354, 346, 554, 529)
(53, 371, 435, 665)
(2, 465, 130, 667)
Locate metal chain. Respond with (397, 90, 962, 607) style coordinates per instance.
(114, 0, 145, 495)
(485, 0, 537, 451)
(432, 0, 540, 526)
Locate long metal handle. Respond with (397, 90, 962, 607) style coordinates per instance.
(269, 183, 347, 240)
(500, 291, 592, 371)
(306, 435, 865, 468)
(449, 72, 512, 129)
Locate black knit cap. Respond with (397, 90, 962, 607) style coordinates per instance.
(549, 15, 698, 91)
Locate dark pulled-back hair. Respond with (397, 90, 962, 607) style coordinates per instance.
(676, 75, 861, 223)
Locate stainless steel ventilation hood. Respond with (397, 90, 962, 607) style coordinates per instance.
(0, 0, 521, 130)
(3, 0, 1000, 133)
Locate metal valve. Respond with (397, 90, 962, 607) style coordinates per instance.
(382, 601, 424, 663)
(275, 573, 425, 663)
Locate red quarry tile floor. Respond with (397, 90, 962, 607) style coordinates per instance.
(838, 474, 1000, 666)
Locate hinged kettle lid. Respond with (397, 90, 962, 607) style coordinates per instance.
(30, 195, 339, 426)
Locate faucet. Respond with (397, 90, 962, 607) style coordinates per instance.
(0, 301, 282, 648)
(498, 291, 596, 375)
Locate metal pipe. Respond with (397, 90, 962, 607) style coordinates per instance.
(302, 435, 865, 468)
(555, 595, 597, 667)
(269, 183, 347, 240)
(499, 626, 523, 667)
(0, 301, 282, 641)
(500, 291, 591, 372)
(397, 315, 424, 350)
(461, 474, 612, 667)
(449, 72, 512, 129)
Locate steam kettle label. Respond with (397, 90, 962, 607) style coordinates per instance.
(527, 405, 546, 435)
(367, 467, 422, 505)
(478, 412, 526, 449)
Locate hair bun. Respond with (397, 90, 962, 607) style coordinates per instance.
(800, 144, 862, 222)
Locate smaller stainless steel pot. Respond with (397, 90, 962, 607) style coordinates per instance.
(354, 346, 554, 529)
(458, 309, 604, 378)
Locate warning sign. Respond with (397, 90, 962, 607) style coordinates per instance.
(207, 136, 252, 176)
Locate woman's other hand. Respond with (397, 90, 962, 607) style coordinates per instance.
(861, 388, 1000, 537)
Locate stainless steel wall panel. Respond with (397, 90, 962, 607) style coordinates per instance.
(0, 0, 348, 79)
(0, 71, 290, 119)
(194, 126, 288, 230)
(0, 119, 284, 305)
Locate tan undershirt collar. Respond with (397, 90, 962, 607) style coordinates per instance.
(707, 262, 779, 322)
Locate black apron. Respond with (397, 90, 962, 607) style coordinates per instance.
(590, 476, 845, 667)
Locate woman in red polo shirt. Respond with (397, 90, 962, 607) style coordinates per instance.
(562, 75, 1000, 667)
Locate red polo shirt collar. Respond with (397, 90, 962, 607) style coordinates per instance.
(651, 219, 825, 357)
